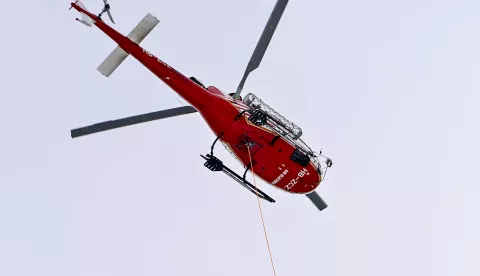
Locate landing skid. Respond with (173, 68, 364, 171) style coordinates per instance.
(201, 154, 275, 203)
(200, 134, 275, 203)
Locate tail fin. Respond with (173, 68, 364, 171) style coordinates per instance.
(73, 0, 94, 27)
(97, 13, 160, 77)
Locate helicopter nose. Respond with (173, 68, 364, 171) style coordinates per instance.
(280, 166, 321, 194)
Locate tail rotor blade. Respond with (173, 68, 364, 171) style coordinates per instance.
(107, 10, 115, 24)
(102, 0, 115, 24)
(306, 191, 328, 211)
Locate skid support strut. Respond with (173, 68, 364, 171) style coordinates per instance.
(200, 134, 275, 203)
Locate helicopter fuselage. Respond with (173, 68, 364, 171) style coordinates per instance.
(72, 2, 322, 194)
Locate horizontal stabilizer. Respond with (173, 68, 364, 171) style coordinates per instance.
(71, 106, 198, 138)
(97, 46, 129, 77)
(97, 13, 160, 77)
(125, 13, 159, 44)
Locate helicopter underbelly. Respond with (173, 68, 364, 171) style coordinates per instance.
(225, 128, 321, 194)
(219, 122, 321, 194)
(196, 96, 321, 194)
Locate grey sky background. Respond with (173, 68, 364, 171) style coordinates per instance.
(1, 0, 479, 275)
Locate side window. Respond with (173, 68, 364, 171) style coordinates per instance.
(290, 149, 310, 167)
(189, 77, 206, 89)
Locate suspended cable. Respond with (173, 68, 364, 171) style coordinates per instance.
(246, 146, 277, 276)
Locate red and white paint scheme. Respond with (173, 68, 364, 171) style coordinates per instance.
(69, 0, 332, 211)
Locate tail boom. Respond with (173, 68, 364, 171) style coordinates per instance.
(70, 2, 212, 110)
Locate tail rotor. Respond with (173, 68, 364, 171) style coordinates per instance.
(70, 0, 115, 26)
(100, 0, 115, 24)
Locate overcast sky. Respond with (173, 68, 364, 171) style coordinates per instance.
(1, 0, 479, 275)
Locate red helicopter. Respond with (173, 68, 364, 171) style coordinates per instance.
(69, 0, 333, 211)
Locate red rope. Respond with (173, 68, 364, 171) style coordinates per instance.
(247, 146, 277, 276)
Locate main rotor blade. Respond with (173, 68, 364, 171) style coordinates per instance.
(233, 0, 289, 99)
(306, 191, 328, 211)
(71, 106, 198, 138)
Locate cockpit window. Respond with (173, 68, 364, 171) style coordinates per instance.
(290, 149, 310, 167)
